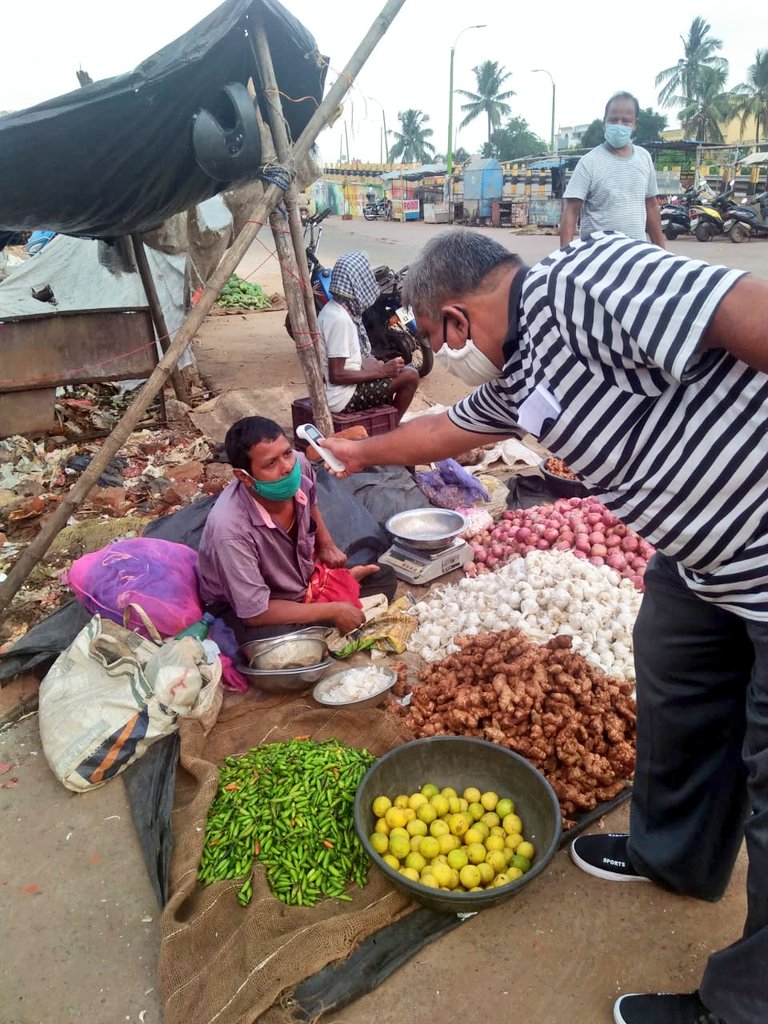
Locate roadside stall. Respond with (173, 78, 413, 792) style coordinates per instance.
(381, 163, 447, 221)
(0, 4, 645, 1023)
(2, 429, 640, 1024)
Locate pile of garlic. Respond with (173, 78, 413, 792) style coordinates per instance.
(411, 549, 641, 681)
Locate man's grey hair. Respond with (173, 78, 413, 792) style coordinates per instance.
(401, 229, 521, 320)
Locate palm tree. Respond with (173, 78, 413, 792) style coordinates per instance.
(677, 66, 734, 143)
(456, 61, 516, 147)
(655, 16, 728, 109)
(731, 49, 768, 143)
(388, 109, 435, 164)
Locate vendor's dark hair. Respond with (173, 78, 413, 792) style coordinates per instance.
(604, 91, 639, 119)
(225, 416, 286, 470)
(401, 229, 521, 320)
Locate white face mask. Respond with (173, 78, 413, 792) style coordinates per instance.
(434, 338, 502, 386)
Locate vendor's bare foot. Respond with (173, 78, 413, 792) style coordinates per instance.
(350, 564, 379, 582)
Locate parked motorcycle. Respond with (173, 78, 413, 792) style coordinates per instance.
(362, 265, 434, 377)
(691, 186, 738, 242)
(724, 191, 768, 243)
(288, 209, 434, 377)
(362, 196, 393, 221)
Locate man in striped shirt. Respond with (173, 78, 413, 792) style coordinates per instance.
(324, 229, 768, 1024)
(560, 91, 666, 248)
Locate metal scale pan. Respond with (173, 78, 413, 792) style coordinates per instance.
(379, 509, 473, 584)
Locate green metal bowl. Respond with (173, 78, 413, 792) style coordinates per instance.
(354, 736, 562, 914)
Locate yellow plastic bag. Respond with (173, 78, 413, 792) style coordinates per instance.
(327, 594, 417, 658)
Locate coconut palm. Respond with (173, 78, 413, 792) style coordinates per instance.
(677, 66, 734, 143)
(456, 61, 516, 146)
(731, 49, 768, 143)
(388, 109, 435, 164)
(655, 16, 728, 109)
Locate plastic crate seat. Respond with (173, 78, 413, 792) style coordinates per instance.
(291, 397, 397, 448)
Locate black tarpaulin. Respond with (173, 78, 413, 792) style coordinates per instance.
(0, 0, 326, 238)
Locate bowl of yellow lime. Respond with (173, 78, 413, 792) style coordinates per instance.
(354, 736, 561, 913)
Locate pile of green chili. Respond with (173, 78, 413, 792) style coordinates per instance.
(198, 737, 375, 907)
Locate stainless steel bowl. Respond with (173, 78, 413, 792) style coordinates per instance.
(249, 637, 328, 672)
(239, 658, 333, 694)
(386, 508, 468, 551)
(240, 628, 330, 669)
(312, 666, 397, 709)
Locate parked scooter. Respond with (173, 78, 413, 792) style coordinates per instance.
(660, 185, 703, 240)
(724, 191, 768, 243)
(302, 207, 332, 277)
(691, 185, 738, 242)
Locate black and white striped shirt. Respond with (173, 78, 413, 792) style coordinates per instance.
(448, 232, 768, 620)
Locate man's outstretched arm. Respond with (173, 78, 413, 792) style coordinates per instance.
(322, 410, 514, 476)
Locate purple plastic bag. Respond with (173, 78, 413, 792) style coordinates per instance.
(415, 458, 489, 510)
(65, 538, 203, 639)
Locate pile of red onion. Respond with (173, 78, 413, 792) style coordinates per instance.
(465, 496, 655, 589)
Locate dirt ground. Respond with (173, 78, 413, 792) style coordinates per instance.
(1, 218, 762, 1024)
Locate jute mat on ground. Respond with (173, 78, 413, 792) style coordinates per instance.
(159, 691, 415, 1024)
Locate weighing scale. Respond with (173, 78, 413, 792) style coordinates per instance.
(379, 536, 473, 584)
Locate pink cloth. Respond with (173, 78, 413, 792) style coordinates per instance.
(220, 654, 249, 694)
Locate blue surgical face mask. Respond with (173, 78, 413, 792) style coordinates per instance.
(604, 123, 633, 149)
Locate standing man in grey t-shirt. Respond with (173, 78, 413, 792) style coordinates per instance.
(560, 91, 666, 248)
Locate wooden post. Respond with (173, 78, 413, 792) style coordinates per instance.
(129, 233, 190, 404)
(268, 209, 332, 434)
(0, 0, 406, 614)
(247, 32, 318, 334)
(250, 13, 332, 434)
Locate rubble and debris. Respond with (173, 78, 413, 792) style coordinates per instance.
(64, 453, 126, 487)
(0, 416, 230, 647)
(53, 382, 164, 437)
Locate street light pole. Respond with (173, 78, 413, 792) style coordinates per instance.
(447, 24, 486, 177)
(532, 68, 556, 152)
(366, 95, 390, 164)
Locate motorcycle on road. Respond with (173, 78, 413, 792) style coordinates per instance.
(362, 197, 393, 221)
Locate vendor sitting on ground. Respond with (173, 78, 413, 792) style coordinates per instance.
(196, 415, 396, 645)
(318, 251, 418, 421)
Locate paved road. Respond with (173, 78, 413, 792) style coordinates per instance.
(245, 215, 768, 285)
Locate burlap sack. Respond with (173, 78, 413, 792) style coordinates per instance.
(159, 691, 415, 1024)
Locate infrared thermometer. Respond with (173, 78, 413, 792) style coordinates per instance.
(295, 423, 346, 473)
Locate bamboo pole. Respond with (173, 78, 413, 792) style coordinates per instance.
(249, 18, 332, 433)
(247, 30, 318, 337)
(129, 233, 190, 404)
(268, 207, 331, 434)
(0, 0, 406, 614)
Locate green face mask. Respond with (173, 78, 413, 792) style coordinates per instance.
(247, 457, 302, 502)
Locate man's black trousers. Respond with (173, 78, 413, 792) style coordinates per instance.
(629, 553, 768, 1024)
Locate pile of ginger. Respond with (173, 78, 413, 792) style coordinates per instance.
(389, 629, 636, 825)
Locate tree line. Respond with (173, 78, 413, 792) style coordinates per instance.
(384, 19, 768, 165)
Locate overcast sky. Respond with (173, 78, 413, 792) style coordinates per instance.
(3, 0, 759, 163)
